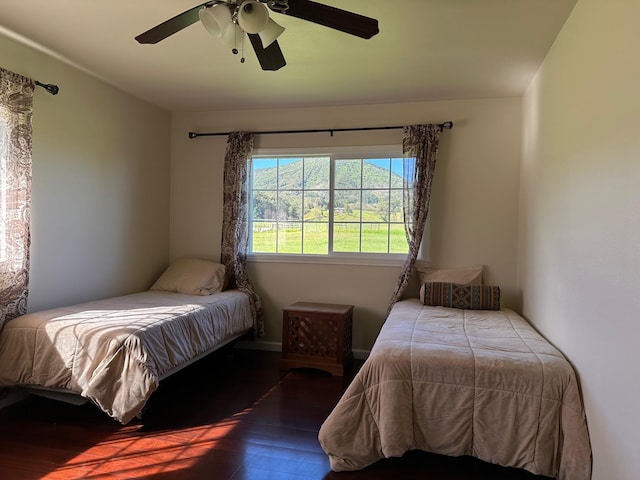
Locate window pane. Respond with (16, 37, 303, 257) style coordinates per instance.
(362, 223, 389, 253)
(304, 190, 329, 221)
(252, 190, 277, 222)
(252, 158, 277, 189)
(304, 157, 330, 189)
(389, 223, 408, 253)
(362, 189, 388, 222)
(303, 222, 328, 254)
(278, 222, 302, 253)
(278, 190, 302, 221)
(334, 222, 360, 252)
(390, 158, 404, 188)
(279, 158, 303, 189)
(363, 158, 391, 189)
(389, 189, 404, 222)
(335, 159, 361, 188)
(334, 190, 361, 221)
(252, 221, 277, 252)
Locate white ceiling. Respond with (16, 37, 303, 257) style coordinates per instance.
(0, 0, 577, 112)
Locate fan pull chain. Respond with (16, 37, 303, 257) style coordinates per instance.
(228, 23, 245, 65)
(231, 24, 239, 56)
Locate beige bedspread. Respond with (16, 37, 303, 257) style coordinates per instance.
(318, 299, 591, 480)
(0, 290, 253, 424)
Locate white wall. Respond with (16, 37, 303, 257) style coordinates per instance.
(0, 32, 171, 311)
(519, 1, 640, 478)
(171, 97, 522, 351)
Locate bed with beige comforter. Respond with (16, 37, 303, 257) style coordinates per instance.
(0, 289, 253, 424)
(318, 299, 592, 480)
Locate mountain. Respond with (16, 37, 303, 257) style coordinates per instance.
(252, 157, 402, 190)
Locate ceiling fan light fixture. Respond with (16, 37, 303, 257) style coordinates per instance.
(258, 18, 285, 47)
(135, 0, 379, 71)
(199, 4, 232, 39)
(237, 0, 270, 34)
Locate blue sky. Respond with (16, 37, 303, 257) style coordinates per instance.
(252, 157, 406, 176)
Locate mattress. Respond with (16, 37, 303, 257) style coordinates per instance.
(318, 299, 592, 480)
(0, 289, 253, 424)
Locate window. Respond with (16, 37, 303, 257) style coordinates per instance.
(248, 148, 408, 258)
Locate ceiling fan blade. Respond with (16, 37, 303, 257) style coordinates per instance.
(135, 1, 215, 44)
(281, 0, 379, 39)
(248, 34, 287, 71)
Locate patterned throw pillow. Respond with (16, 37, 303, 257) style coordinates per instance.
(415, 265, 484, 303)
(422, 282, 500, 310)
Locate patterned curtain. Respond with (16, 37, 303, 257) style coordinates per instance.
(0, 68, 34, 331)
(220, 131, 264, 337)
(386, 124, 441, 316)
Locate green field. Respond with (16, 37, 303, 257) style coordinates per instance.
(251, 221, 408, 254)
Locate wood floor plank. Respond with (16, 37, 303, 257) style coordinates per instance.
(0, 348, 552, 480)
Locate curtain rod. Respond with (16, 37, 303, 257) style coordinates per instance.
(35, 81, 59, 95)
(188, 121, 453, 139)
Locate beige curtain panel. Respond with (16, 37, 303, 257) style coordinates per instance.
(0, 67, 34, 330)
(386, 124, 441, 316)
(220, 131, 265, 337)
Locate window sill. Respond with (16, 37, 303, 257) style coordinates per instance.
(248, 253, 410, 267)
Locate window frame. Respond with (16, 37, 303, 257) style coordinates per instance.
(248, 145, 412, 266)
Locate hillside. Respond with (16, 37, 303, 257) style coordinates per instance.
(252, 157, 403, 190)
(251, 157, 404, 224)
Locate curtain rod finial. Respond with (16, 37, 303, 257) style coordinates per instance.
(438, 121, 453, 132)
(35, 81, 59, 95)
(188, 131, 198, 139)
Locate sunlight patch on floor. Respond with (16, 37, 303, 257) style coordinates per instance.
(43, 419, 240, 479)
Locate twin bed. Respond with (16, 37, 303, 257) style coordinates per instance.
(0, 260, 591, 479)
(319, 270, 592, 480)
(0, 259, 254, 424)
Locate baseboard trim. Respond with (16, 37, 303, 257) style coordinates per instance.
(235, 340, 282, 352)
(235, 340, 370, 360)
(352, 349, 370, 360)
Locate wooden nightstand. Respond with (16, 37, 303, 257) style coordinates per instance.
(280, 302, 353, 376)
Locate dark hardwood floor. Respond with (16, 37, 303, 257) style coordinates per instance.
(0, 348, 552, 480)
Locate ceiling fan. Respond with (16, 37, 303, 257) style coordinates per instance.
(135, 0, 379, 71)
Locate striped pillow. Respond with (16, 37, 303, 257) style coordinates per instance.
(423, 282, 500, 310)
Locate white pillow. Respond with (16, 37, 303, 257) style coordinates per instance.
(416, 265, 484, 303)
(150, 258, 226, 296)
